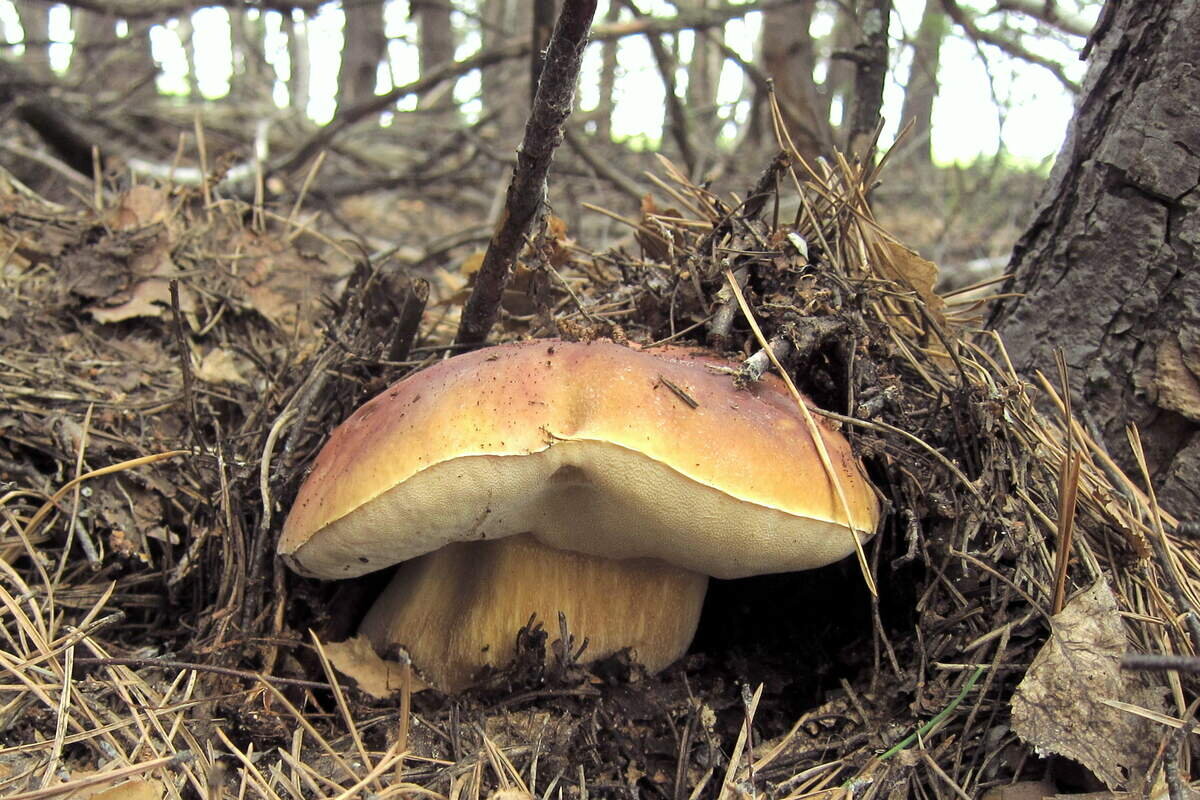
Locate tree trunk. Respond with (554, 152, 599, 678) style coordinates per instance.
(413, 0, 456, 111)
(287, 13, 311, 113)
(594, 0, 622, 141)
(988, 0, 1200, 518)
(339, 0, 386, 109)
(230, 9, 272, 104)
(683, 0, 725, 148)
(898, 0, 946, 166)
(15, 0, 54, 80)
(844, 0, 892, 162)
(759, 0, 829, 164)
(826, 0, 859, 137)
(481, 0, 529, 141)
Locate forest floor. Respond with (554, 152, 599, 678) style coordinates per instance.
(0, 119, 1188, 800)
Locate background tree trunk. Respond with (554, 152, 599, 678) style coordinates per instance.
(844, 0, 892, 161)
(682, 0, 725, 149)
(594, 0, 622, 141)
(14, 1, 53, 80)
(898, 0, 946, 166)
(759, 0, 829, 164)
(287, 13, 311, 113)
(414, 0, 456, 111)
(231, 9, 271, 105)
(988, 0, 1200, 518)
(481, 0, 529, 142)
(339, 0, 386, 109)
(826, 0, 859, 138)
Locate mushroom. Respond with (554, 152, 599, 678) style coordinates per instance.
(279, 339, 879, 692)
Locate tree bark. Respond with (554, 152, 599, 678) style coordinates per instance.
(844, 0, 891, 162)
(988, 0, 1200, 518)
(898, 0, 946, 166)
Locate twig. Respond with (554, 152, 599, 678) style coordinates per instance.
(563, 126, 643, 202)
(1122, 654, 1200, 674)
(169, 280, 202, 450)
(724, 268, 878, 597)
(388, 278, 430, 363)
(617, 0, 697, 176)
(877, 667, 987, 760)
(1050, 350, 1081, 615)
(6, 751, 194, 800)
(454, 0, 599, 347)
(73, 656, 331, 690)
(940, 0, 1081, 92)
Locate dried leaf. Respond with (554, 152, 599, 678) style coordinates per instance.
(979, 780, 1056, 800)
(196, 348, 248, 386)
(882, 240, 946, 325)
(43, 775, 163, 800)
(88, 279, 194, 324)
(1011, 580, 1162, 790)
(1154, 336, 1200, 421)
(322, 634, 413, 700)
(89, 278, 171, 323)
(106, 186, 172, 230)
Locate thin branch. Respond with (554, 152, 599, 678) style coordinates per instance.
(940, 0, 1081, 93)
(991, 0, 1092, 38)
(454, 0, 599, 347)
(40, 0, 329, 18)
(617, 0, 698, 177)
(272, 38, 528, 175)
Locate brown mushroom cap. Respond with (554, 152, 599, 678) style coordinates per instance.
(279, 338, 879, 582)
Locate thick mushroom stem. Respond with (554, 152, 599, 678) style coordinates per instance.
(359, 533, 709, 692)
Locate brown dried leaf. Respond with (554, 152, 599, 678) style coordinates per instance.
(89, 278, 170, 323)
(106, 186, 172, 230)
(882, 241, 946, 325)
(322, 634, 412, 700)
(1011, 580, 1161, 790)
(196, 348, 248, 386)
(1154, 336, 1200, 421)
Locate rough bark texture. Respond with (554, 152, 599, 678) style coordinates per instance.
(844, 0, 892, 161)
(455, 0, 598, 347)
(988, 0, 1200, 518)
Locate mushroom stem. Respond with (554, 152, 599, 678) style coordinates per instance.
(359, 533, 709, 692)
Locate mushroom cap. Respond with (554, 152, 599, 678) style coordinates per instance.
(279, 338, 879, 581)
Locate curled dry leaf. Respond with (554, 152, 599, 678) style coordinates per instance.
(882, 240, 946, 327)
(195, 347, 249, 386)
(321, 634, 412, 700)
(1011, 580, 1162, 791)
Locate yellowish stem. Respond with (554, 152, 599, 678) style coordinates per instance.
(359, 533, 708, 692)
